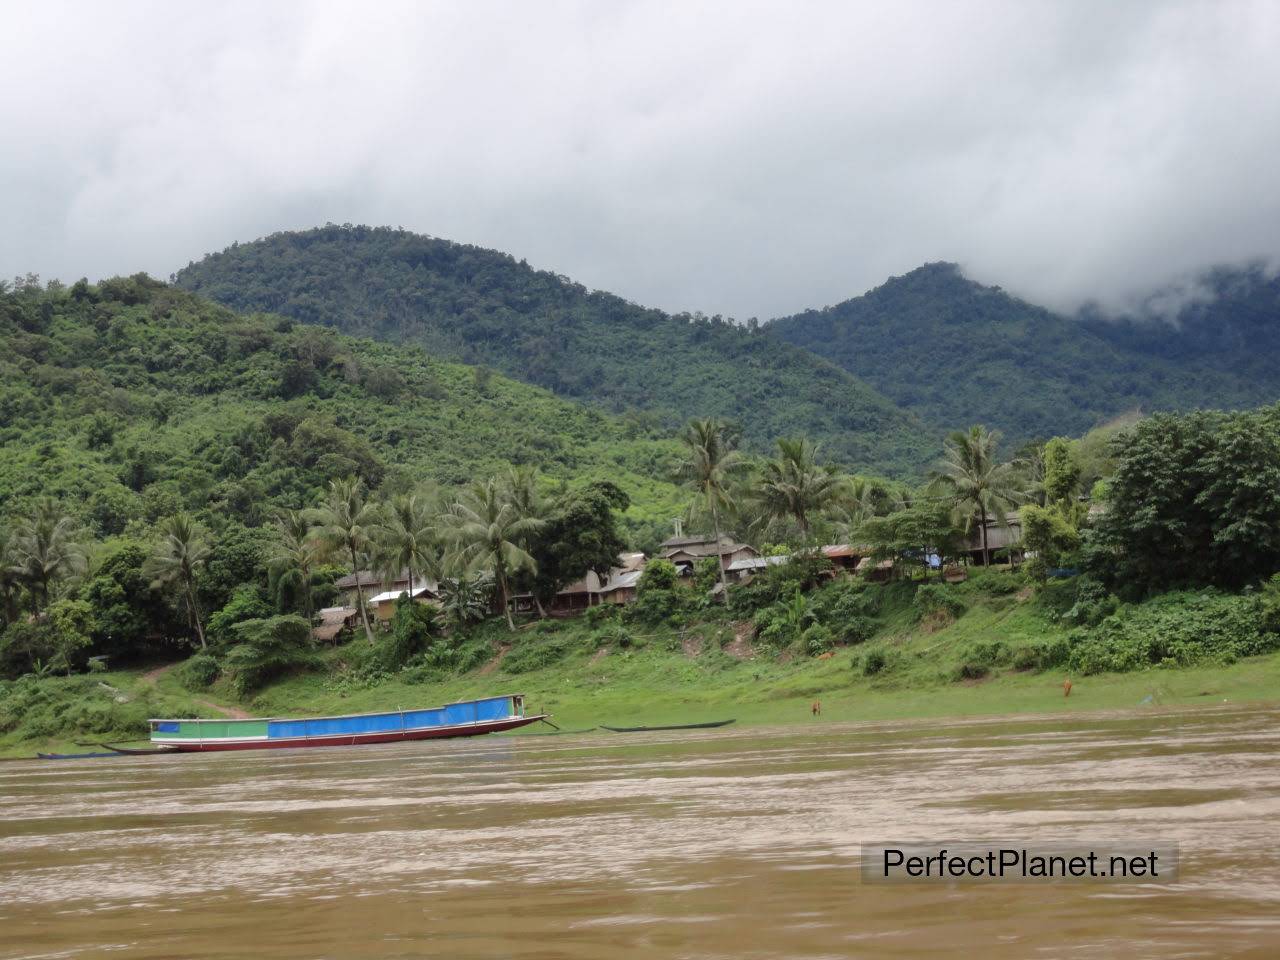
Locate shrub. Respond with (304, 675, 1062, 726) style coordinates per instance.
(862, 649, 889, 676)
(583, 603, 621, 627)
(913, 584, 966, 622)
(802, 623, 835, 656)
(592, 623, 634, 649)
(1066, 591, 1277, 675)
(638, 558, 678, 592)
(1059, 576, 1118, 627)
(954, 661, 990, 681)
(223, 615, 319, 697)
(207, 585, 272, 647)
(377, 597, 439, 672)
(623, 587, 685, 625)
(178, 652, 221, 690)
(837, 615, 877, 645)
(503, 637, 572, 674)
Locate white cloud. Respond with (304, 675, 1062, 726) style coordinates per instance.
(2, 0, 1278, 317)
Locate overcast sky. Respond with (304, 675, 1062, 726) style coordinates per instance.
(3, 1, 1279, 318)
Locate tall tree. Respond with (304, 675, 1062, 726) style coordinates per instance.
(310, 477, 381, 642)
(531, 481, 631, 608)
(374, 491, 441, 603)
(675, 418, 747, 602)
(9, 498, 86, 612)
(268, 510, 321, 624)
(504, 467, 550, 617)
(145, 513, 211, 649)
(753, 437, 846, 541)
(440, 477, 545, 631)
(931, 426, 1025, 567)
(0, 526, 22, 625)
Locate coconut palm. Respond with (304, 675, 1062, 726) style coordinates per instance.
(268, 510, 321, 624)
(309, 477, 381, 643)
(931, 425, 1026, 567)
(9, 498, 86, 612)
(503, 467, 551, 617)
(439, 477, 546, 631)
(0, 526, 22, 625)
(675, 418, 748, 602)
(145, 512, 211, 649)
(374, 490, 441, 604)
(753, 437, 846, 541)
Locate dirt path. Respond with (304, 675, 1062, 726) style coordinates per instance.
(724, 621, 756, 659)
(137, 662, 252, 719)
(478, 646, 510, 676)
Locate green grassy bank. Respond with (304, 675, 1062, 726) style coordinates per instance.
(4, 569, 1279, 758)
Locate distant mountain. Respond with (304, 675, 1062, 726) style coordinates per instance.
(174, 225, 936, 475)
(768, 262, 1280, 447)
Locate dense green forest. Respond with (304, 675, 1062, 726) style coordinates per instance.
(0, 273, 693, 542)
(769, 262, 1280, 447)
(174, 225, 936, 475)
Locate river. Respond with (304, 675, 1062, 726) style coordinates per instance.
(2, 705, 1278, 958)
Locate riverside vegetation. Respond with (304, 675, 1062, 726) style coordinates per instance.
(3, 273, 1280, 756)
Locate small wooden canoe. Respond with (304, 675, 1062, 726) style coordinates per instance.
(601, 719, 736, 732)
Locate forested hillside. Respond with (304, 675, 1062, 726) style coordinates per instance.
(769, 262, 1280, 447)
(174, 225, 936, 475)
(0, 273, 687, 548)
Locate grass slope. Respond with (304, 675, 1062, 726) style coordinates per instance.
(6, 571, 1277, 758)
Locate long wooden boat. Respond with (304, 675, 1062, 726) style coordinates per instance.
(37, 751, 120, 760)
(601, 719, 735, 733)
(144, 694, 545, 753)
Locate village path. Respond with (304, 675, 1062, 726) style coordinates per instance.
(138, 663, 252, 720)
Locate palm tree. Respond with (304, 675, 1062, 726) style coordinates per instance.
(269, 510, 321, 624)
(309, 477, 381, 643)
(9, 498, 86, 612)
(0, 526, 22, 625)
(440, 477, 546, 631)
(504, 467, 550, 617)
(145, 513, 211, 649)
(931, 426, 1025, 567)
(753, 438, 845, 541)
(374, 491, 441, 604)
(675, 418, 749, 602)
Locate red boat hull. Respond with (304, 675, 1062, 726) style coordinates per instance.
(165, 714, 546, 752)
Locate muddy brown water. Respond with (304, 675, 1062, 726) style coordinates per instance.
(2, 705, 1279, 958)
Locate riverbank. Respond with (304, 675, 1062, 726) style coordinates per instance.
(5, 641, 1279, 759)
(5, 568, 1278, 758)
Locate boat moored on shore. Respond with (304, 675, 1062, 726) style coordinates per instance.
(146, 694, 544, 752)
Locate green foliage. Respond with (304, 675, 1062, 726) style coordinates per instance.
(438, 575, 492, 629)
(913, 583, 966, 622)
(502, 636, 573, 674)
(378, 597, 439, 672)
(638, 558, 678, 592)
(1042, 437, 1080, 505)
(1066, 591, 1278, 675)
(1090, 407, 1280, 591)
(223, 615, 318, 697)
(801, 623, 835, 656)
(861, 648, 889, 676)
(178, 652, 221, 690)
(207, 585, 272, 646)
(1019, 504, 1080, 583)
(622, 587, 685, 626)
(771, 261, 1280, 450)
(176, 225, 936, 474)
(531, 480, 630, 603)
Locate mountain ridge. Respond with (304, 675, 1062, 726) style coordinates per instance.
(174, 225, 937, 476)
